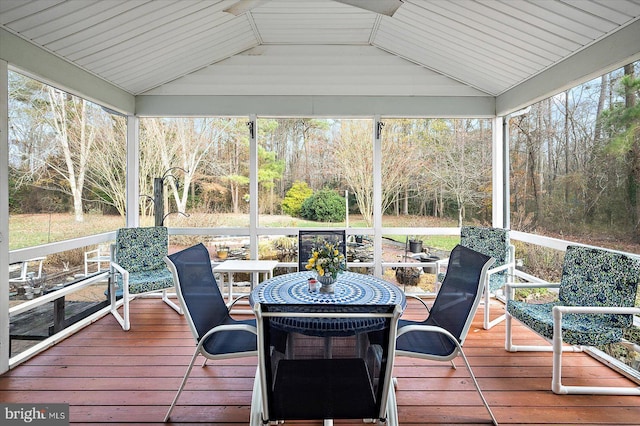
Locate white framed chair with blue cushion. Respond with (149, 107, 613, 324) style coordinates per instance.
(505, 245, 640, 395)
(108, 226, 182, 331)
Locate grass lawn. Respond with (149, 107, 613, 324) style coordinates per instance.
(9, 213, 127, 250)
(8, 212, 460, 250)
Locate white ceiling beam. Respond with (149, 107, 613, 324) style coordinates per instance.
(0, 28, 134, 114)
(135, 94, 495, 117)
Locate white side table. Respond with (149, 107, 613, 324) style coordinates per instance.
(213, 259, 279, 305)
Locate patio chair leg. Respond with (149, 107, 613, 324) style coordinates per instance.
(162, 290, 183, 314)
(457, 346, 498, 426)
(385, 380, 399, 426)
(109, 283, 130, 331)
(249, 368, 263, 426)
(551, 311, 640, 396)
(164, 348, 201, 421)
(483, 286, 506, 330)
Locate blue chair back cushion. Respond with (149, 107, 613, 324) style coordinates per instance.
(397, 244, 492, 357)
(460, 226, 508, 265)
(461, 226, 509, 292)
(507, 245, 640, 346)
(115, 226, 168, 272)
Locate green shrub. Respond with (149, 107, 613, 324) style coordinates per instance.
(281, 181, 313, 217)
(300, 189, 345, 222)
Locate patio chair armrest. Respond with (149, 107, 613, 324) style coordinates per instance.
(397, 324, 457, 346)
(227, 294, 251, 310)
(505, 281, 559, 291)
(110, 261, 129, 281)
(487, 261, 515, 275)
(200, 323, 258, 342)
(405, 294, 430, 317)
(435, 257, 449, 267)
(84, 248, 100, 257)
(505, 281, 559, 302)
(553, 305, 640, 316)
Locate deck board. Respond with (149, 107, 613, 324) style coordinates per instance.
(1, 297, 639, 425)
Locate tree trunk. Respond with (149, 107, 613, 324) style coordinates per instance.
(403, 187, 409, 215)
(594, 74, 607, 145)
(623, 64, 640, 240)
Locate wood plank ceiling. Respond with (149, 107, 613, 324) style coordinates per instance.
(1, 0, 639, 97)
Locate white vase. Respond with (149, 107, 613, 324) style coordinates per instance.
(317, 274, 336, 294)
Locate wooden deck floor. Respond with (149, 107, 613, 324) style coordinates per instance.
(1, 297, 639, 425)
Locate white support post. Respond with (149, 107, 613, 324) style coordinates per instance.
(503, 116, 511, 230)
(249, 114, 258, 260)
(345, 190, 349, 229)
(492, 116, 504, 228)
(373, 116, 382, 277)
(0, 59, 9, 373)
(126, 115, 140, 228)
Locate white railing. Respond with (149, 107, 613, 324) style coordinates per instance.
(7, 227, 639, 375)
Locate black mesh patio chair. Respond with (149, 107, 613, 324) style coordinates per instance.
(435, 226, 515, 329)
(163, 243, 258, 422)
(298, 229, 346, 271)
(250, 303, 402, 426)
(396, 244, 498, 425)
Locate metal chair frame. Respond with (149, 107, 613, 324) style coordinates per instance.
(396, 245, 498, 425)
(163, 243, 258, 421)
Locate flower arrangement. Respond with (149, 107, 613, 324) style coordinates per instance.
(305, 242, 346, 279)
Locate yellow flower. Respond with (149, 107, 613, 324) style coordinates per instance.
(304, 241, 346, 278)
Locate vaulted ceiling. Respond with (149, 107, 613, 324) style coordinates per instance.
(1, 0, 639, 116)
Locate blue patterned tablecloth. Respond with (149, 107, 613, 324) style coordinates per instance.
(250, 271, 406, 336)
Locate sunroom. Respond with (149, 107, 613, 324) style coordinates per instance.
(1, 0, 639, 424)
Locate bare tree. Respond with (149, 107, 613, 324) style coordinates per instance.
(382, 119, 428, 217)
(169, 118, 237, 213)
(334, 121, 374, 225)
(45, 87, 96, 222)
(427, 125, 490, 227)
(334, 120, 417, 226)
(86, 114, 127, 216)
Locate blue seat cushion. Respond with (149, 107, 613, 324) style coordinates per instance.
(396, 318, 457, 357)
(506, 300, 625, 347)
(113, 268, 174, 297)
(201, 317, 257, 355)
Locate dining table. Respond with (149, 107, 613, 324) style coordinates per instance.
(249, 270, 406, 336)
(249, 270, 406, 426)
